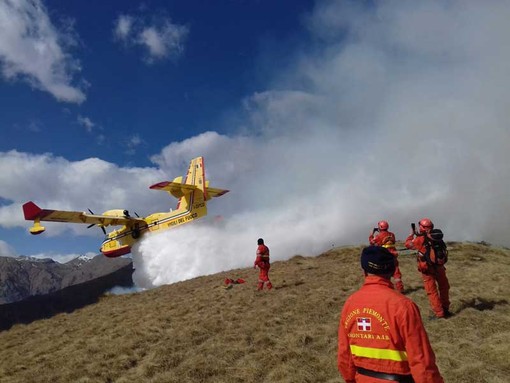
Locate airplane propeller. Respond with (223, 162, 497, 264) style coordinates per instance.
(86, 209, 107, 235)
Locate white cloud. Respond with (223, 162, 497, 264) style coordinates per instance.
(0, 240, 16, 257)
(113, 15, 133, 40)
(113, 13, 188, 63)
(0, 0, 85, 103)
(124, 134, 144, 155)
(0, 150, 168, 233)
(128, 134, 142, 147)
(77, 115, 95, 132)
(28, 120, 42, 132)
(29, 251, 96, 264)
(96, 134, 106, 145)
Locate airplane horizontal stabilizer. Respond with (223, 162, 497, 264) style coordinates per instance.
(149, 181, 197, 199)
(205, 187, 229, 200)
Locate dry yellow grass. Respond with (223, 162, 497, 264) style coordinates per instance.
(0, 242, 509, 383)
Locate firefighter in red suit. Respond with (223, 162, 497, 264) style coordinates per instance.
(369, 220, 404, 292)
(254, 238, 272, 290)
(405, 218, 451, 319)
(338, 246, 444, 383)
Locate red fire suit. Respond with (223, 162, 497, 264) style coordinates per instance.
(338, 275, 444, 383)
(369, 230, 404, 292)
(405, 234, 450, 318)
(254, 244, 272, 290)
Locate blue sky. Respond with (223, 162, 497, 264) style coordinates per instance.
(1, 1, 510, 279)
(1, 0, 313, 165)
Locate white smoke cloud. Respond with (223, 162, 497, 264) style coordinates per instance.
(2, 1, 510, 286)
(131, 0, 510, 287)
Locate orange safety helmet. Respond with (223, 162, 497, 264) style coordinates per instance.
(418, 218, 434, 232)
(378, 220, 389, 231)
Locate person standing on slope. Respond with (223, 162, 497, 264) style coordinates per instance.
(405, 218, 451, 319)
(254, 238, 272, 291)
(369, 220, 404, 292)
(338, 246, 444, 383)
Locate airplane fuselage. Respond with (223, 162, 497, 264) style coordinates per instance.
(100, 200, 208, 257)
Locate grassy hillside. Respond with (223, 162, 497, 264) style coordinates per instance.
(0, 242, 508, 383)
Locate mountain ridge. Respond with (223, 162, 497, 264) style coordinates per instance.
(0, 254, 132, 304)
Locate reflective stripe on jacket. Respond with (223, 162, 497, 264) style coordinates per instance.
(338, 276, 444, 383)
(369, 231, 398, 256)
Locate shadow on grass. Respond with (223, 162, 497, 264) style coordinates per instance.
(402, 285, 424, 294)
(274, 280, 305, 290)
(457, 297, 509, 313)
(0, 265, 133, 332)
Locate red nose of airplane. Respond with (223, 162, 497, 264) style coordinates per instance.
(102, 245, 131, 258)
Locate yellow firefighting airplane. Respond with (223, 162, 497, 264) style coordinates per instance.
(22, 157, 229, 257)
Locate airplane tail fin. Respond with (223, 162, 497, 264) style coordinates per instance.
(149, 157, 228, 213)
(22, 201, 46, 234)
(23, 201, 43, 220)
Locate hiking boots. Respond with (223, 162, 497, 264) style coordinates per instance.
(428, 310, 453, 321)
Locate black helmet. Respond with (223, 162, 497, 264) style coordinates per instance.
(257, 238, 264, 245)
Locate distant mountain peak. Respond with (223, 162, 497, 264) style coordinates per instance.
(69, 254, 94, 263)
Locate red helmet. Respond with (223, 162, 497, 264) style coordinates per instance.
(419, 218, 434, 232)
(378, 220, 389, 230)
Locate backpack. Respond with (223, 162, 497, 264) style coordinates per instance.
(422, 229, 448, 265)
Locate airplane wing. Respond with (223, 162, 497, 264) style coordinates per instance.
(22, 201, 145, 227)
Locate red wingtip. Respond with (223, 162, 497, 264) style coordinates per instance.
(22, 201, 42, 220)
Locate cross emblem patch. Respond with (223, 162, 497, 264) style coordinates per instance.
(357, 317, 372, 331)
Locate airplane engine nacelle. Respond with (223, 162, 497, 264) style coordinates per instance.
(102, 209, 130, 217)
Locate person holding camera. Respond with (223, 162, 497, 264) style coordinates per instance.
(369, 220, 404, 292)
(405, 218, 451, 319)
